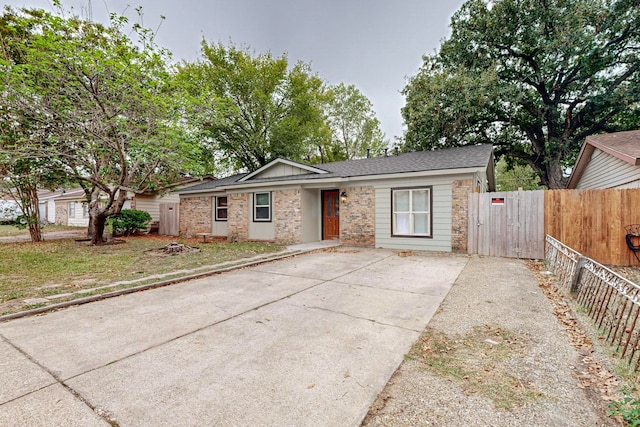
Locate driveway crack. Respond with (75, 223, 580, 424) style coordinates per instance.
(0, 333, 120, 426)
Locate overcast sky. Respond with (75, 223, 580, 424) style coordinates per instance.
(3, 0, 465, 142)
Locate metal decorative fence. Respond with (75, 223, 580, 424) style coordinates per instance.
(545, 235, 640, 371)
(545, 235, 581, 289)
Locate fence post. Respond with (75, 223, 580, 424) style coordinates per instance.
(570, 256, 588, 293)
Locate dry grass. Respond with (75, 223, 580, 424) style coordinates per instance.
(0, 234, 283, 315)
(409, 324, 544, 410)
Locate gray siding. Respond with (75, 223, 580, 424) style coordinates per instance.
(577, 149, 640, 189)
(254, 163, 313, 179)
(248, 193, 275, 240)
(302, 188, 321, 243)
(374, 175, 469, 251)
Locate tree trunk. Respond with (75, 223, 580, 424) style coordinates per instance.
(545, 158, 568, 190)
(86, 215, 95, 240)
(90, 213, 107, 245)
(14, 184, 43, 242)
(28, 222, 42, 242)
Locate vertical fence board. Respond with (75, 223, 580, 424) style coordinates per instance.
(159, 203, 180, 236)
(544, 188, 640, 266)
(467, 190, 544, 259)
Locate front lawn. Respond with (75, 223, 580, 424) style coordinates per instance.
(0, 235, 284, 316)
(0, 224, 81, 237)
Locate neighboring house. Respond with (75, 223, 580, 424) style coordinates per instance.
(178, 144, 496, 252)
(567, 130, 640, 189)
(38, 189, 69, 224)
(1, 189, 68, 223)
(54, 189, 92, 227)
(132, 176, 215, 234)
(0, 194, 21, 222)
(54, 189, 133, 227)
(50, 178, 213, 230)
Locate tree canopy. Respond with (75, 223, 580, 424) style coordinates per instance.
(322, 83, 388, 162)
(178, 42, 331, 172)
(402, 0, 640, 189)
(0, 6, 204, 243)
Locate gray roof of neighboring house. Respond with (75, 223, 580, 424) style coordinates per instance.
(180, 144, 493, 193)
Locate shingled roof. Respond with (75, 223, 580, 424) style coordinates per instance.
(180, 144, 494, 193)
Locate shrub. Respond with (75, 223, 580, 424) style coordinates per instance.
(610, 389, 640, 426)
(109, 209, 152, 236)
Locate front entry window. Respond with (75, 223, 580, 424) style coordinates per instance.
(254, 192, 271, 222)
(215, 196, 228, 221)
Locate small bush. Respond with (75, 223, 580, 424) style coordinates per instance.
(610, 389, 640, 426)
(109, 209, 152, 236)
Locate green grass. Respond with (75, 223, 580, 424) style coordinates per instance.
(0, 224, 81, 237)
(0, 235, 284, 314)
(0, 224, 27, 237)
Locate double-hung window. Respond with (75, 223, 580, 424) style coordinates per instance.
(68, 202, 76, 218)
(254, 192, 271, 222)
(392, 187, 432, 237)
(215, 196, 228, 221)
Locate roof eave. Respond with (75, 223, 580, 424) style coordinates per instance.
(181, 166, 489, 193)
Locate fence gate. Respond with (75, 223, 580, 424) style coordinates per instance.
(468, 190, 545, 259)
(159, 202, 179, 236)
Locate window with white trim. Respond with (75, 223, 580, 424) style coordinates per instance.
(392, 187, 432, 237)
(215, 196, 228, 221)
(253, 192, 271, 222)
(68, 202, 76, 218)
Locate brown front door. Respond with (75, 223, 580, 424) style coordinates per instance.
(322, 190, 340, 240)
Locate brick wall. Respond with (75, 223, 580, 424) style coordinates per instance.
(227, 192, 248, 242)
(452, 179, 473, 252)
(274, 189, 303, 245)
(179, 196, 212, 237)
(340, 186, 375, 246)
(54, 202, 67, 225)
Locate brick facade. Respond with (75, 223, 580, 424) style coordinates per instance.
(340, 186, 375, 246)
(227, 193, 249, 242)
(451, 179, 473, 252)
(179, 196, 212, 237)
(274, 189, 303, 245)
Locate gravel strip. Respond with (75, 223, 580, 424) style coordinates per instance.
(362, 256, 617, 427)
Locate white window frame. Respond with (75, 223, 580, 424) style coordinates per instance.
(391, 187, 432, 238)
(253, 192, 271, 222)
(68, 201, 76, 218)
(215, 196, 228, 222)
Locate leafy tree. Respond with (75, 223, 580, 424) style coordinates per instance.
(495, 157, 545, 191)
(0, 6, 204, 244)
(178, 42, 331, 172)
(0, 7, 68, 241)
(323, 83, 388, 161)
(402, 0, 640, 189)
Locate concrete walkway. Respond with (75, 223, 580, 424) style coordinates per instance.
(0, 248, 467, 426)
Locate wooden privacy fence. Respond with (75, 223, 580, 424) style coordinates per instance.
(468, 188, 640, 265)
(159, 203, 179, 236)
(546, 235, 640, 372)
(545, 188, 640, 266)
(468, 190, 545, 259)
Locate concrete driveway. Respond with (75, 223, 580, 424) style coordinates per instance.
(0, 248, 467, 426)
